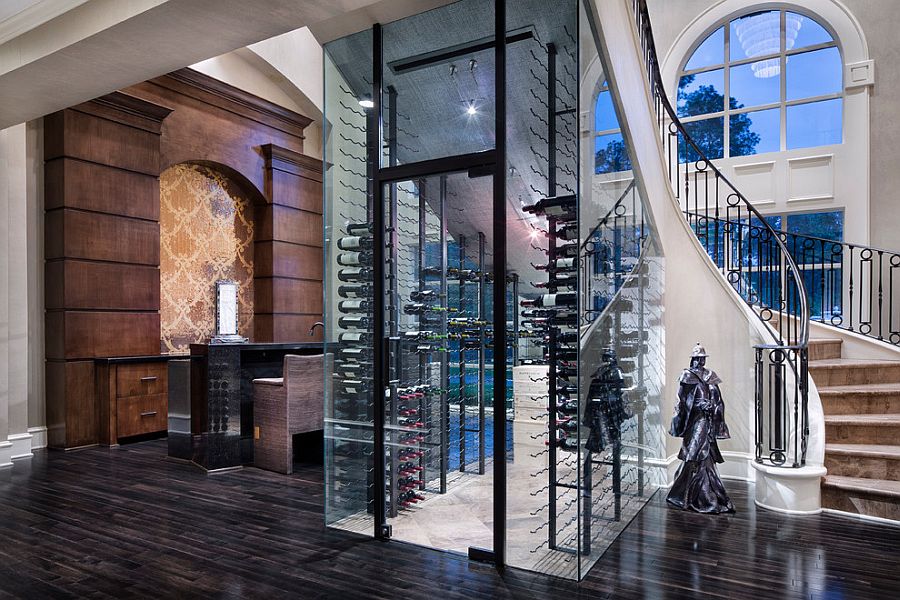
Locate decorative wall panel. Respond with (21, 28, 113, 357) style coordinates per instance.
(160, 164, 255, 353)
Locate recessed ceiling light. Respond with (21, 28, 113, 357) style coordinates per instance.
(466, 103, 477, 115)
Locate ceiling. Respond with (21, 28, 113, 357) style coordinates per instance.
(326, 0, 580, 293)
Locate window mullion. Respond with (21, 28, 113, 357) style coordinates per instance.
(780, 10, 787, 152)
(724, 21, 731, 158)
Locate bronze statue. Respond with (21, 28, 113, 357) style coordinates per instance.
(666, 343, 735, 514)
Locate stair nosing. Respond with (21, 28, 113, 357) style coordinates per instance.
(822, 475, 900, 499)
(824, 414, 900, 425)
(825, 443, 900, 459)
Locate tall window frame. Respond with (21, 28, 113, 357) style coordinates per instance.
(677, 9, 844, 159)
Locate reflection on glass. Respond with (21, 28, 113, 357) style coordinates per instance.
(680, 116, 725, 162)
(787, 210, 843, 241)
(730, 108, 779, 156)
(790, 12, 833, 49)
(730, 62, 779, 108)
(787, 99, 842, 149)
(677, 69, 724, 117)
(730, 10, 781, 63)
(595, 90, 618, 132)
(685, 26, 724, 70)
(595, 133, 631, 174)
(787, 47, 842, 100)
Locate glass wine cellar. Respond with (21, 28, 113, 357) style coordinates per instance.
(322, 0, 666, 580)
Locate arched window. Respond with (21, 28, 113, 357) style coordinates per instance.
(594, 80, 631, 174)
(677, 9, 842, 159)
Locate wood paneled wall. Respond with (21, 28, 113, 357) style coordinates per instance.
(44, 93, 171, 448)
(44, 69, 322, 449)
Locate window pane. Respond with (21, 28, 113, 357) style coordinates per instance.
(680, 116, 724, 162)
(730, 108, 779, 156)
(787, 47, 842, 100)
(787, 99, 842, 149)
(677, 69, 724, 117)
(788, 12, 833, 50)
(731, 10, 781, 62)
(787, 211, 843, 241)
(685, 26, 724, 70)
(730, 62, 779, 108)
(595, 133, 632, 174)
(595, 90, 618, 132)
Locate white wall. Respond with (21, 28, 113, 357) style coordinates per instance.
(0, 122, 42, 467)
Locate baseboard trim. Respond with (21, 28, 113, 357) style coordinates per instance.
(27, 426, 47, 450)
(822, 508, 900, 527)
(0, 440, 12, 470)
(755, 498, 823, 516)
(8, 432, 34, 460)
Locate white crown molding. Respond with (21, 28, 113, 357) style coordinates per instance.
(0, 0, 89, 46)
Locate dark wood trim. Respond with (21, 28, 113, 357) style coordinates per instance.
(73, 91, 174, 135)
(152, 68, 312, 138)
(262, 143, 323, 180)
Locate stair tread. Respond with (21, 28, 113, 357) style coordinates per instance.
(809, 338, 843, 343)
(809, 358, 900, 369)
(824, 414, 900, 425)
(822, 475, 900, 498)
(825, 443, 900, 459)
(818, 383, 900, 395)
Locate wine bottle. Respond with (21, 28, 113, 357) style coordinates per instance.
(339, 299, 373, 313)
(551, 397, 579, 416)
(337, 251, 372, 266)
(523, 194, 577, 219)
(338, 284, 371, 298)
(404, 302, 451, 314)
(409, 289, 439, 302)
(338, 235, 372, 251)
(338, 315, 371, 329)
(344, 222, 374, 235)
(338, 331, 372, 344)
(556, 242, 578, 257)
(534, 257, 576, 272)
(559, 418, 580, 433)
(545, 331, 578, 344)
(520, 293, 577, 308)
(554, 223, 578, 240)
(421, 266, 443, 277)
(338, 267, 373, 282)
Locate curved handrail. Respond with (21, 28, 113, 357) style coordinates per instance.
(632, 0, 810, 351)
(581, 179, 638, 251)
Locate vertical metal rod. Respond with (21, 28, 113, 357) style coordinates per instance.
(493, 0, 508, 569)
(440, 175, 449, 494)
(418, 180, 428, 491)
(459, 235, 467, 472)
(546, 40, 558, 554)
(387, 86, 400, 520)
(478, 232, 487, 475)
(370, 22, 388, 540)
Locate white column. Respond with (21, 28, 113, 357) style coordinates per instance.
(25, 120, 45, 450)
(0, 127, 12, 468)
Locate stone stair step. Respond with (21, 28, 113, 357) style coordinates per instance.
(825, 414, 900, 445)
(818, 383, 900, 415)
(808, 338, 843, 361)
(824, 444, 900, 479)
(822, 475, 900, 521)
(809, 359, 900, 387)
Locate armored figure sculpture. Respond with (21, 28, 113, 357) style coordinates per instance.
(666, 343, 735, 514)
(584, 348, 632, 453)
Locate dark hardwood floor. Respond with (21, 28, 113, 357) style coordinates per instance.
(0, 440, 897, 599)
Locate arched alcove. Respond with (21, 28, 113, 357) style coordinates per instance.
(159, 162, 260, 353)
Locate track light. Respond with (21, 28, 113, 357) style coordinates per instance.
(358, 94, 374, 109)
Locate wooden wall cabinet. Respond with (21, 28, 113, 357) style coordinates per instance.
(97, 359, 169, 445)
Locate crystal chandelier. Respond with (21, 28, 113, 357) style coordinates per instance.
(733, 12, 804, 78)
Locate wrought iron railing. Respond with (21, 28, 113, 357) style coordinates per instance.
(631, 0, 810, 467)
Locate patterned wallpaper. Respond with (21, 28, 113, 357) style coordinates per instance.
(160, 164, 255, 354)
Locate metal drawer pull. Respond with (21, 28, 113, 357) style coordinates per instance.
(140, 376, 158, 382)
(140, 411, 158, 417)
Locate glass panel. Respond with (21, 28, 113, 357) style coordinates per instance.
(595, 133, 632, 174)
(595, 90, 618, 132)
(786, 99, 842, 149)
(789, 12, 833, 50)
(381, 0, 495, 164)
(787, 47, 842, 100)
(677, 69, 724, 117)
(323, 27, 375, 536)
(729, 61, 779, 108)
(731, 10, 781, 62)
(381, 172, 494, 557)
(787, 211, 843, 241)
(685, 26, 724, 71)
(730, 108, 780, 156)
(680, 116, 725, 162)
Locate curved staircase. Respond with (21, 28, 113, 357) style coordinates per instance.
(810, 338, 900, 520)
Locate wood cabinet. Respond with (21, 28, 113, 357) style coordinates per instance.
(97, 358, 170, 445)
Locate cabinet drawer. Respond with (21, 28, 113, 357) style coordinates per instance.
(116, 363, 168, 398)
(117, 394, 168, 438)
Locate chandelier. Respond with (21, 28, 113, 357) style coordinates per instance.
(732, 11, 803, 78)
